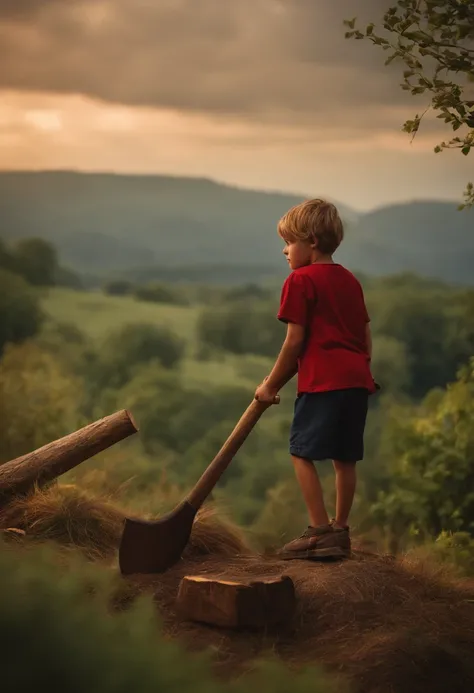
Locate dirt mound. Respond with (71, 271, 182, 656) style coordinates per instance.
(131, 551, 474, 693)
(3, 485, 474, 693)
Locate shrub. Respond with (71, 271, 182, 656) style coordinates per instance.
(134, 283, 188, 305)
(13, 237, 59, 287)
(0, 342, 83, 462)
(0, 268, 43, 354)
(88, 323, 185, 392)
(197, 301, 284, 358)
(103, 280, 134, 296)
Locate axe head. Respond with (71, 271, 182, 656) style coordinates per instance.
(119, 501, 197, 575)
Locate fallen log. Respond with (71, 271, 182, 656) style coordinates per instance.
(176, 573, 296, 629)
(0, 409, 138, 507)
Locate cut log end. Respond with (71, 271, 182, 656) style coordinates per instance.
(176, 573, 296, 629)
(123, 409, 139, 433)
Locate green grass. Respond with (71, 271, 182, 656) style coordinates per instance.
(41, 288, 276, 391)
(183, 353, 273, 389)
(42, 288, 199, 341)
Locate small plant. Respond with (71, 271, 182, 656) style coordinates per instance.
(431, 531, 474, 576)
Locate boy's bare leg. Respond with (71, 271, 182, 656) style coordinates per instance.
(333, 459, 357, 527)
(291, 455, 330, 527)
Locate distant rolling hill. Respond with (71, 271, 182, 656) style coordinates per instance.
(0, 171, 472, 284)
(337, 201, 474, 284)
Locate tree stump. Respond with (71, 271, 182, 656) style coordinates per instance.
(176, 573, 296, 629)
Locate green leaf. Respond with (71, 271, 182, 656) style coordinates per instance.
(462, 146, 471, 156)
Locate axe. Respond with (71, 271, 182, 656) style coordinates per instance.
(119, 395, 279, 575)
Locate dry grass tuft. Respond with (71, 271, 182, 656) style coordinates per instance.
(0, 484, 125, 560)
(183, 505, 253, 559)
(0, 484, 252, 561)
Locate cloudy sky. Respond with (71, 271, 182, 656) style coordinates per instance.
(0, 0, 472, 210)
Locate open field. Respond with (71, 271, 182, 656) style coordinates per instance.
(41, 288, 275, 390)
(42, 288, 200, 342)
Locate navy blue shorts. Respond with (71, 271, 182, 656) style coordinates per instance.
(289, 388, 369, 462)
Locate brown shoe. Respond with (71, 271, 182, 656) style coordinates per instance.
(329, 519, 352, 558)
(278, 524, 349, 561)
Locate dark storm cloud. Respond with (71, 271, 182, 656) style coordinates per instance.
(0, 0, 411, 126)
(0, 0, 69, 19)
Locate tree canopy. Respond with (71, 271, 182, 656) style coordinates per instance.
(0, 269, 43, 355)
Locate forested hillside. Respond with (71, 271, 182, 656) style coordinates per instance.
(1, 171, 472, 284)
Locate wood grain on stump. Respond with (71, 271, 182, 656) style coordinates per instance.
(176, 573, 296, 629)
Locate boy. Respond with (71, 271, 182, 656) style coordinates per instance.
(254, 198, 376, 560)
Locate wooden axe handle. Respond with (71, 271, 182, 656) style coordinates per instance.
(186, 396, 279, 510)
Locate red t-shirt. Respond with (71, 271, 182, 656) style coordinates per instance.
(277, 263, 376, 394)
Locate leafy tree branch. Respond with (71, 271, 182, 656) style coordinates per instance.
(345, 0, 474, 208)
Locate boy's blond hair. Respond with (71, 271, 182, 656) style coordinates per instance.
(278, 198, 344, 255)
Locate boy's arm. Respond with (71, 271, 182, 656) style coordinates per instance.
(365, 321, 380, 390)
(255, 323, 304, 399)
(255, 272, 308, 402)
(365, 322, 372, 361)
